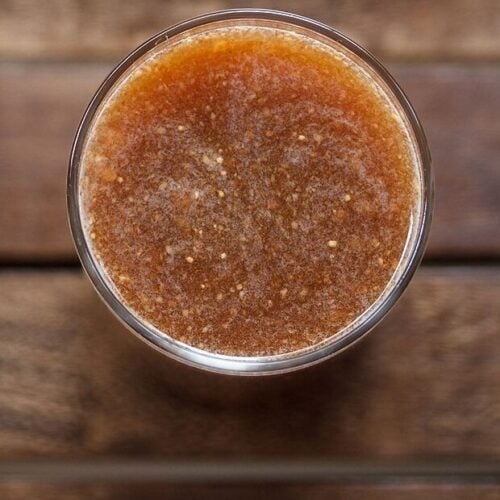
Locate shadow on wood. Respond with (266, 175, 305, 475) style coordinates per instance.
(83, 275, 370, 439)
(2, 269, 499, 458)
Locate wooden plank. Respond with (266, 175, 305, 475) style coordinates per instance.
(0, 63, 99, 260)
(400, 65, 500, 257)
(1, 482, 499, 500)
(0, 0, 499, 61)
(0, 267, 499, 458)
(1, 63, 500, 260)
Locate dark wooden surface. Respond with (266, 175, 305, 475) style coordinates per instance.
(0, 0, 499, 61)
(1, 63, 500, 260)
(0, 0, 499, 497)
(1, 268, 500, 459)
(1, 482, 499, 500)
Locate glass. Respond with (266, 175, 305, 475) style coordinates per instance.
(68, 9, 433, 375)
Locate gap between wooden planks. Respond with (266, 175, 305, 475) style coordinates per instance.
(0, 63, 499, 260)
(0, 459, 499, 482)
(0, 267, 499, 460)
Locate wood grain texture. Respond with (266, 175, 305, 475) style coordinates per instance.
(0, 268, 499, 459)
(0, 63, 96, 260)
(1, 63, 500, 260)
(0, 0, 499, 61)
(1, 482, 499, 500)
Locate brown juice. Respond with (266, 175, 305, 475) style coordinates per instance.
(81, 26, 419, 356)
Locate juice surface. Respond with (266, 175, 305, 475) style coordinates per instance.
(82, 26, 418, 356)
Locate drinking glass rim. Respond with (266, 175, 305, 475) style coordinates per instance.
(67, 8, 433, 375)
